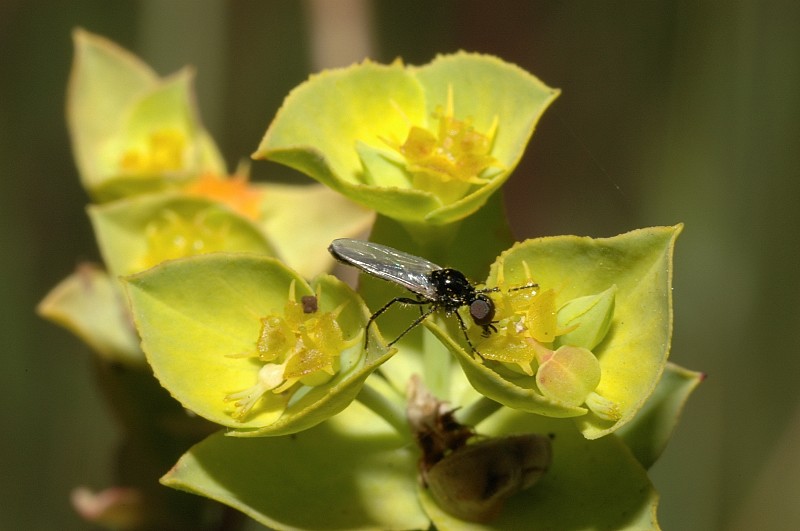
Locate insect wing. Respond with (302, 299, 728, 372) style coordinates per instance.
(329, 239, 441, 298)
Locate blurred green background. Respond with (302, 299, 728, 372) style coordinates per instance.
(2, 1, 799, 529)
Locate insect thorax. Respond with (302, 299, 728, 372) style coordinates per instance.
(429, 269, 479, 311)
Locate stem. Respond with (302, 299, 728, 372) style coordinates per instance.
(400, 220, 461, 263)
(355, 380, 410, 438)
(422, 323, 452, 399)
(455, 395, 503, 427)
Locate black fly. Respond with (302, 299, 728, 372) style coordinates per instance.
(328, 238, 537, 354)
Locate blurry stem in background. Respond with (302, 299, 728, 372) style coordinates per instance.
(456, 395, 504, 428)
(138, 0, 228, 136)
(303, 0, 375, 70)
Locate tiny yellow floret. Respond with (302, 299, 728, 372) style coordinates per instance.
(387, 86, 501, 203)
(471, 263, 614, 413)
(119, 128, 187, 174)
(184, 173, 263, 220)
(140, 209, 230, 269)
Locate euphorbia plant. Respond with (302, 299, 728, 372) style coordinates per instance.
(40, 29, 702, 530)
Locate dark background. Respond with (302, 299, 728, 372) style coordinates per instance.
(2, 1, 799, 529)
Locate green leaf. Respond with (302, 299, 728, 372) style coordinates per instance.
(254, 53, 557, 225)
(89, 193, 276, 279)
(68, 28, 158, 193)
(36, 264, 143, 365)
(255, 59, 425, 183)
(421, 410, 659, 530)
(256, 182, 374, 278)
(124, 253, 392, 435)
(161, 400, 429, 531)
(616, 362, 705, 468)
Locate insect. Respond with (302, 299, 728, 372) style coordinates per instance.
(328, 238, 537, 353)
(300, 295, 318, 314)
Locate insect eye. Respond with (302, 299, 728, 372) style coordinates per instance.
(469, 296, 495, 325)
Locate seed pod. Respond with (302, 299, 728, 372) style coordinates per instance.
(426, 433, 552, 522)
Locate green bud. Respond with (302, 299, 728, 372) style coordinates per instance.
(556, 285, 617, 350)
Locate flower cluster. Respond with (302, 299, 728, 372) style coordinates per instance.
(472, 279, 620, 420)
(225, 284, 357, 420)
(39, 29, 702, 530)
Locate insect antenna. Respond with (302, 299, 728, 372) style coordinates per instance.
(506, 281, 539, 293)
(474, 280, 539, 296)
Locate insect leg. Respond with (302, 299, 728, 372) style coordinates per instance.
(387, 304, 438, 347)
(481, 323, 498, 338)
(453, 310, 483, 356)
(365, 297, 428, 350)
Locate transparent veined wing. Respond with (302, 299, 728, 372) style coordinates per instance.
(328, 239, 441, 299)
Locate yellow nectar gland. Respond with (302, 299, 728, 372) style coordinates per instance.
(119, 128, 188, 174)
(470, 264, 567, 372)
(472, 287, 564, 377)
(183, 173, 263, 221)
(387, 86, 501, 203)
(225, 285, 355, 421)
(140, 209, 230, 270)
